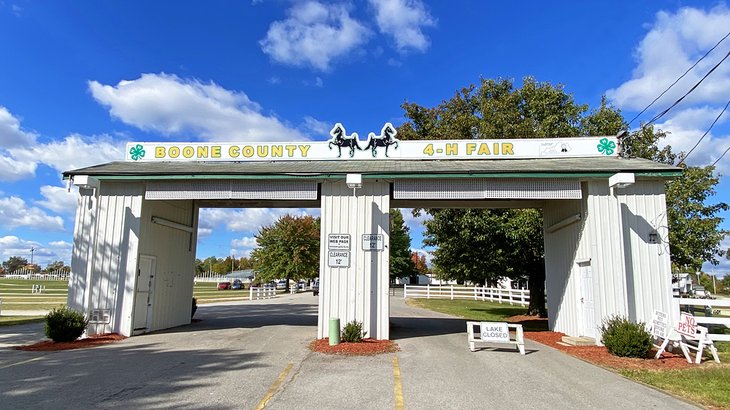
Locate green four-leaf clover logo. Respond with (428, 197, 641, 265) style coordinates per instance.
(597, 138, 616, 156)
(129, 144, 146, 161)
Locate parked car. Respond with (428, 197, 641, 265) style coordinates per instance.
(217, 281, 231, 290)
(312, 279, 319, 296)
(275, 279, 288, 289)
(231, 279, 244, 290)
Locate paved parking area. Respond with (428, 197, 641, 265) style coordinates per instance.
(0, 293, 696, 409)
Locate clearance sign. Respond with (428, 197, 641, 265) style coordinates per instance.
(125, 122, 619, 162)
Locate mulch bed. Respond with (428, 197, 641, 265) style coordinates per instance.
(505, 315, 695, 371)
(310, 338, 400, 356)
(16, 333, 126, 351)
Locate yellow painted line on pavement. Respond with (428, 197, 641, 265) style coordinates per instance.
(255, 362, 293, 410)
(392, 355, 404, 410)
(0, 355, 46, 370)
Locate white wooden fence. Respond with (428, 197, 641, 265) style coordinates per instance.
(249, 287, 277, 300)
(677, 298, 730, 342)
(6, 267, 70, 280)
(404, 284, 530, 306)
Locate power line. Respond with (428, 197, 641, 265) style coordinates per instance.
(712, 145, 730, 167)
(628, 30, 730, 127)
(679, 98, 730, 165)
(644, 51, 730, 126)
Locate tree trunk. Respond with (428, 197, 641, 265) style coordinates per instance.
(527, 266, 547, 317)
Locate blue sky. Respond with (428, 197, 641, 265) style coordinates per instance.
(0, 1, 729, 275)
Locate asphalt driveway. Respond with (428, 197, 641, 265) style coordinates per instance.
(0, 293, 696, 409)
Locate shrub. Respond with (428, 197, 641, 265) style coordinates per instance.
(341, 320, 367, 343)
(191, 297, 198, 319)
(45, 307, 88, 343)
(600, 315, 652, 358)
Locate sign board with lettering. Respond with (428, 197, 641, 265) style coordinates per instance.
(676, 312, 698, 337)
(328, 234, 350, 250)
(362, 234, 384, 251)
(651, 310, 669, 338)
(328, 251, 350, 268)
(466, 321, 525, 355)
(125, 123, 619, 162)
(480, 322, 510, 343)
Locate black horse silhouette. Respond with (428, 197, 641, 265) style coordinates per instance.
(328, 123, 361, 158)
(364, 123, 400, 157)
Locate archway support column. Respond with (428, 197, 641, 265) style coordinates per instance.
(318, 180, 391, 340)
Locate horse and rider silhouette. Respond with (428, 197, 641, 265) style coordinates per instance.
(364, 123, 399, 157)
(328, 123, 361, 158)
(327, 122, 400, 158)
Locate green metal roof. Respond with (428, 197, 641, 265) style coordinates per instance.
(63, 157, 681, 180)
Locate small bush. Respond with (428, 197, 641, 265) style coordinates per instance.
(341, 320, 367, 343)
(45, 307, 88, 343)
(191, 297, 198, 319)
(600, 315, 652, 358)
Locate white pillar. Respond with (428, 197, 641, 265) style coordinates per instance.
(318, 180, 390, 340)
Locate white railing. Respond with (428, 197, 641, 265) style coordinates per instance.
(404, 284, 530, 306)
(249, 286, 277, 300)
(677, 298, 730, 342)
(5, 269, 70, 280)
(194, 276, 227, 283)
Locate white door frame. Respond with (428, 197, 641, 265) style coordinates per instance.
(577, 260, 596, 338)
(132, 254, 156, 335)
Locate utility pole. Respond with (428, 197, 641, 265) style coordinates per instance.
(30, 247, 35, 266)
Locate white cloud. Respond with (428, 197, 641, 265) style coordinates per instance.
(399, 207, 431, 231)
(0, 236, 72, 267)
(0, 155, 37, 181)
(11, 133, 124, 174)
(232, 236, 257, 248)
(231, 236, 258, 257)
(0, 196, 64, 231)
(36, 185, 78, 216)
(302, 116, 331, 136)
(369, 0, 436, 52)
(606, 5, 730, 111)
(654, 108, 730, 173)
(199, 207, 320, 233)
(259, 1, 371, 71)
(702, 234, 729, 277)
(0, 106, 36, 147)
(0, 107, 125, 181)
(89, 73, 305, 142)
(49, 240, 72, 248)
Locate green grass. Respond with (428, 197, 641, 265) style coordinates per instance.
(620, 365, 730, 409)
(0, 316, 45, 326)
(1, 278, 69, 312)
(408, 298, 527, 322)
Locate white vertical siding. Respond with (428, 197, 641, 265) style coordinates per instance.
(69, 182, 144, 336)
(546, 179, 674, 341)
(319, 180, 390, 340)
(68, 188, 96, 313)
(543, 195, 584, 337)
(137, 198, 197, 333)
(615, 180, 673, 325)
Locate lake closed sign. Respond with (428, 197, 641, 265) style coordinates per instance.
(480, 322, 510, 343)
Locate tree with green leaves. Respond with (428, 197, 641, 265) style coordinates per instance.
(2, 256, 28, 273)
(626, 124, 728, 272)
(665, 165, 728, 272)
(389, 209, 418, 282)
(250, 215, 320, 284)
(401, 76, 728, 316)
(43, 260, 66, 272)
